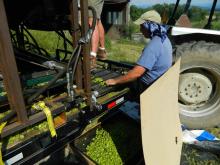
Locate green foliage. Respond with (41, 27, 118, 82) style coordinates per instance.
(130, 5, 148, 21)
(130, 3, 185, 22)
(207, 127, 220, 139)
(130, 4, 220, 30)
(122, 22, 139, 39)
(105, 35, 112, 50)
(191, 21, 206, 28)
(216, 12, 220, 20)
(188, 6, 208, 21)
(212, 21, 220, 30)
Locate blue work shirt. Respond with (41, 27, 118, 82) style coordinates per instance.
(137, 36, 172, 86)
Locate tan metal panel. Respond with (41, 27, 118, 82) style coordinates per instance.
(140, 59, 182, 165)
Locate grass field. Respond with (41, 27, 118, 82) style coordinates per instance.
(27, 30, 144, 63)
(107, 39, 145, 64)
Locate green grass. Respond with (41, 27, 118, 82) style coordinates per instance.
(181, 144, 220, 165)
(212, 21, 220, 30)
(191, 20, 220, 30)
(24, 29, 145, 64)
(28, 30, 73, 56)
(107, 38, 145, 64)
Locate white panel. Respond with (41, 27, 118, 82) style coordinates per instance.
(140, 59, 182, 165)
(171, 26, 220, 36)
(5, 152, 23, 165)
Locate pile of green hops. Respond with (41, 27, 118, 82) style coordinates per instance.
(92, 77, 106, 87)
(0, 92, 6, 97)
(5, 121, 48, 146)
(85, 115, 141, 165)
(86, 129, 123, 165)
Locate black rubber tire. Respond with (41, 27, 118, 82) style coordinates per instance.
(175, 41, 220, 128)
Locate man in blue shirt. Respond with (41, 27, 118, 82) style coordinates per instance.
(106, 10, 172, 93)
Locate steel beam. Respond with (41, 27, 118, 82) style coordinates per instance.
(80, 0, 92, 106)
(0, 0, 28, 123)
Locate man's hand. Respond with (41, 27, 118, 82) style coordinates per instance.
(106, 79, 117, 86)
(105, 65, 146, 86)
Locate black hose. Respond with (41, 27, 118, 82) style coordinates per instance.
(27, 39, 81, 104)
(66, 45, 82, 100)
(27, 69, 66, 104)
(0, 111, 16, 125)
(70, 45, 82, 75)
(190, 140, 220, 155)
(66, 6, 96, 100)
(27, 6, 97, 104)
(65, 5, 97, 74)
(67, 44, 81, 70)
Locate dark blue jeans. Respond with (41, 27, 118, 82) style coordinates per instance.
(128, 79, 149, 102)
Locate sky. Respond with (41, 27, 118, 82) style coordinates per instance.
(130, 0, 220, 9)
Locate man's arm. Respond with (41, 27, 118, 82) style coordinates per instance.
(106, 65, 146, 85)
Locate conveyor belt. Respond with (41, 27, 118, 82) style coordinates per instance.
(2, 120, 81, 165)
(91, 69, 125, 97)
(90, 69, 130, 112)
(0, 70, 65, 107)
(1, 68, 129, 107)
(1, 69, 130, 165)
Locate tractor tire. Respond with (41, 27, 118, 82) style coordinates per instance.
(175, 41, 220, 128)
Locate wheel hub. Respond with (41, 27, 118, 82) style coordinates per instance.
(179, 73, 213, 104)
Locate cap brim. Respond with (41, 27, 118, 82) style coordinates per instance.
(134, 18, 145, 25)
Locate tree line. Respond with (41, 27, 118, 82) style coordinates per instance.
(130, 4, 209, 23)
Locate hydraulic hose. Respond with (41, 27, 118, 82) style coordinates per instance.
(27, 69, 66, 104)
(0, 6, 98, 127)
(66, 44, 82, 101)
(0, 111, 16, 125)
(190, 140, 220, 155)
(27, 6, 97, 104)
(66, 6, 97, 101)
